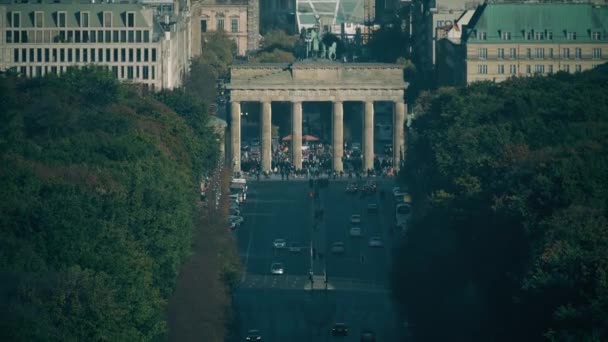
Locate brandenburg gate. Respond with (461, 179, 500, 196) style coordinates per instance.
(226, 62, 408, 173)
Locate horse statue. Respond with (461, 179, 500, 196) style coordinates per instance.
(328, 42, 337, 61)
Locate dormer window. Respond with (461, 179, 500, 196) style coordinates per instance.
(534, 31, 544, 40)
(592, 31, 601, 40)
(547, 31, 553, 40)
(567, 31, 576, 40)
(126, 12, 135, 28)
(11, 11, 21, 28)
(57, 11, 66, 28)
(501, 31, 511, 40)
(35, 11, 44, 28)
(525, 31, 532, 40)
(103, 11, 113, 27)
(477, 31, 486, 40)
(80, 11, 89, 28)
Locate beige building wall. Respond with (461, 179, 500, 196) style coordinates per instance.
(191, 3, 249, 56)
(466, 43, 608, 84)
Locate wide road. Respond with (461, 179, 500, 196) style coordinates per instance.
(233, 178, 403, 341)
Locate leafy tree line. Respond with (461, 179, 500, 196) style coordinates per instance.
(392, 66, 608, 341)
(0, 67, 229, 340)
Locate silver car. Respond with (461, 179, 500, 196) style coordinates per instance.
(270, 262, 284, 275)
(368, 237, 383, 247)
(273, 238, 287, 249)
(350, 214, 361, 224)
(349, 227, 362, 237)
(331, 242, 346, 254)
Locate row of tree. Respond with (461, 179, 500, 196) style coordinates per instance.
(393, 67, 608, 341)
(0, 67, 233, 340)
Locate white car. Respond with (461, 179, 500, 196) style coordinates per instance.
(229, 215, 244, 225)
(288, 243, 305, 253)
(350, 214, 361, 224)
(270, 262, 284, 275)
(368, 237, 384, 247)
(349, 227, 362, 237)
(273, 238, 287, 249)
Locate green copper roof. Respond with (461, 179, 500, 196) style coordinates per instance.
(466, 3, 608, 43)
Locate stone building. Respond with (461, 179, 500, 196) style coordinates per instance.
(0, 0, 191, 90)
(437, 2, 608, 86)
(190, 0, 258, 56)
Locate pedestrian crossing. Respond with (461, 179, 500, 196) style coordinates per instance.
(239, 273, 389, 293)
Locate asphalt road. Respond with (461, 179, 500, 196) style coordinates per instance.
(233, 178, 403, 342)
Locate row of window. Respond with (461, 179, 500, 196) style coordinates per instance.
(14, 64, 156, 81)
(5, 29, 152, 44)
(477, 64, 589, 74)
(8, 11, 137, 29)
(200, 18, 239, 33)
(476, 30, 602, 41)
(11, 47, 157, 64)
(476, 47, 603, 59)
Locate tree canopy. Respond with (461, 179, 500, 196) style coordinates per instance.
(393, 67, 608, 341)
(0, 67, 234, 340)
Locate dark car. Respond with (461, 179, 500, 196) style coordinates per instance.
(245, 329, 262, 341)
(331, 323, 348, 336)
(360, 330, 376, 341)
(346, 183, 358, 193)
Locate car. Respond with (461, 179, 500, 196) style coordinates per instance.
(288, 242, 305, 253)
(349, 227, 362, 237)
(360, 330, 376, 341)
(365, 181, 377, 193)
(270, 262, 284, 275)
(273, 238, 287, 249)
(350, 214, 361, 224)
(368, 236, 383, 247)
(367, 203, 379, 213)
(229, 215, 244, 225)
(330, 242, 345, 254)
(331, 323, 349, 336)
(245, 329, 262, 341)
(345, 183, 358, 193)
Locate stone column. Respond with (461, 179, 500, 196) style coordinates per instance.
(363, 101, 374, 172)
(332, 101, 344, 172)
(393, 101, 406, 172)
(291, 101, 303, 170)
(261, 101, 272, 172)
(230, 101, 241, 172)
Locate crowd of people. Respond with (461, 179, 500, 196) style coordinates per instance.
(238, 141, 397, 179)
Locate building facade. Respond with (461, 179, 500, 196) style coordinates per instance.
(191, 0, 258, 56)
(438, 2, 608, 86)
(0, 0, 190, 89)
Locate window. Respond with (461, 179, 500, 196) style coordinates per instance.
(526, 65, 531, 74)
(535, 48, 544, 59)
(44, 48, 49, 62)
(201, 19, 207, 32)
(151, 48, 156, 62)
(534, 64, 544, 74)
(90, 48, 95, 62)
(83, 31, 89, 43)
(127, 66, 134, 79)
(477, 64, 488, 74)
(477, 31, 486, 40)
(144, 49, 149, 62)
(36, 48, 41, 62)
(497, 65, 504, 74)
(509, 48, 516, 58)
(136, 30, 142, 43)
(106, 48, 111, 62)
(22, 49, 27, 62)
(128, 48, 133, 62)
(567, 31, 576, 40)
(509, 65, 517, 74)
(114, 48, 118, 62)
(21, 31, 27, 43)
(13, 49, 19, 63)
(120, 30, 126, 43)
(548, 65, 553, 74)
(478, 48, 487, 59)
(563, 64, 570, 72)
(217, 18, 225, 31)
(105, 31, 111, 43)
(497, 48, 504, 59)
(6, 31, 12, 43)
(75, 31, 81, 43)
(151, 66, 155, 80)
(548, 48, 554, 59)
(575, 48, 581, 59)
(143, 30, 149, 42)
(231, 18, 238, 33)
(526, 48, 531, 59)
(593, 48, 602, 59)
(67, 48, 73, 62)
(29, 49, 34, 62)
(562, 48, 570, 59)
(81, 12, 89, 28)
(103, 12, 112, 27)
(60, 48, 65, 62)
(128, 31, 134, 43)
(547, 31, 553, 40)
(98, 48, 103, 62)
(35, 11, 44, 28)
(136, 48, 141, 62)
(11, 12, 21, 28)
(525, 31, 532, 40)
(592, 32, 601, 40)
(58, 11, 67, 28)
(534, 31, 545, 40)
(575, 64, 582, 73)
(501, 31, 511, 40)
(75, 48, 80, 62)
(143, 65, 149, 80)
(113, 30, 119, 43)
(127, 12, 135, 28)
